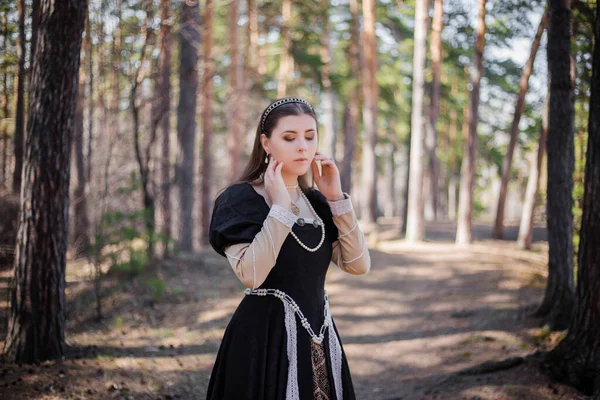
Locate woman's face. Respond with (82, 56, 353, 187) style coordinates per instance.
(261, 114, 318, 177)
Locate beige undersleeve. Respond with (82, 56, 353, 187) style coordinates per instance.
(223, 184, 370, 288)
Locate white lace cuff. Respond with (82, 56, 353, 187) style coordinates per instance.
(268, 204, 296, 228)
(327, 192, 353, 216)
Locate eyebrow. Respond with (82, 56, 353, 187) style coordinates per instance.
(281, 129, 316, 135)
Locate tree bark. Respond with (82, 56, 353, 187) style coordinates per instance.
(493, 9, 547, 239)
(320, 0, 337, 160)
(12, 0, 26, 194)
(535, 0, 575, 330)
(85, 5, 93, 183)
(361, 0, 378, 224)
(73, 11, 90, 255)
(543, 2, 600, 392)
(30, 0, 40, 60)
(517, 99, 548, 250)
(339, 0, 361, 194)
(246, 0, 258, 76)
(201, 0, 214, 246)
(424, 0, 443, 221)
(1, 74, 7, 189)
(111, 0, 122, 158)
(228, 0, 243, 182)
(97, 0, 107, 182)
(456, 0, 486, 245)
(447, 77, 460, 220)
(1, 11, 9, 189)
(158, 0, 172, 256)
(131, 2, 156, 262)
(406, 0, 428, 241)
(177, 0, 200, 252)
(2, 0, 86, 364)
(277, 0, 291, 98)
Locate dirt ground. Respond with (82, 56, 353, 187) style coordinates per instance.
(0, 221, 591, 400)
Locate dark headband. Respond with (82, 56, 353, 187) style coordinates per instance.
(260, 97, 315, 132)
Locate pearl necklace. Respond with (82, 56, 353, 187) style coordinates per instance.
(290, 187, 326, 252)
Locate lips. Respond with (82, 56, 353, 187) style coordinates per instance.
(294, 158, 308, 162)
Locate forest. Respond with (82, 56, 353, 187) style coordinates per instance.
(0, 0, 599, 399)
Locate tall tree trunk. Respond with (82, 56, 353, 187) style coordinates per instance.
(228, 0, 243, 182)
(85, 4, 93, 183)
(536, 0, 575, 330)
(518, 99, 548, 250)
(97, 0, 107, 183)
(543, 3, 600, 392)
(406, 0, 428, 241)
(402, 130, 411, 233)
(1, 11, 9, 189)
(158, 0, 172, 257)
(340, 0, 361, 194)
(201, 0, 214, 246)
(12, 0, 26, 194)
(383, 129, 399, 217)
(447, 77, 459, 220)
(73, 13, 90, 255)
(131, 3, 156, 262)
(112, 0, 122, 157)
(177, 0, 200, 252)
(247, 0, 258, 77)
(1, 75, 7, 189)
(2, 0, 86, 364)
(493, 9, 547, 239)
(361, 0, 378, 224)
(320, 0, 337, 160)
(424, 0, 443, 221)
(277, 0, 291, 98)
(456, 0, 486, 245)
(30, 0, 40, 61)
(257, 7, 268, 76)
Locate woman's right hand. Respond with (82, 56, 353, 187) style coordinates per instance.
(264, 155, 291, 209)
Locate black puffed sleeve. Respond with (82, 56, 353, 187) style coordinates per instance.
(306, 188, 339, 244)
(208, 183, 267, 257)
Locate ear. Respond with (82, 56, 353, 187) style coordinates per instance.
(260, 133, 269, 153)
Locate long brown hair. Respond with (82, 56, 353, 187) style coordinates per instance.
(233, 98, 318, 195)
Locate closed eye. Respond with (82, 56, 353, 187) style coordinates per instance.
(284, 136, 315, 142)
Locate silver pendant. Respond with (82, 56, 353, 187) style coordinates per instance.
(296, 218, 305, 226)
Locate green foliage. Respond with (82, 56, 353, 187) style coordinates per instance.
(113, 315, 125, 329)
(473, 199, 488, 220)
(146, 277, 167, 302)
(111, 248, 147, 276)
(92, 174, 175, 278)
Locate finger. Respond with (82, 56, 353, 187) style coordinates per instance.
(275, 160, 284, 177)
(266, 159, 275, 181)
(268, 155, 275, 170)
(270, 158, 279, 172)
(311, 158, 320, 178)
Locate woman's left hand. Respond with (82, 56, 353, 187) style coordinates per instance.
(311, 151, 344, 201)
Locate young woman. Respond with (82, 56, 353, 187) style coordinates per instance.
(207, 97, 370, 400)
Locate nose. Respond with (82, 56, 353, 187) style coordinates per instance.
(297, 137, 309, 152)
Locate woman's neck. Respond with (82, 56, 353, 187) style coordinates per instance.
(281, 172, 299, 187)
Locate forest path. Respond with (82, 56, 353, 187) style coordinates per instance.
(0, 221, 589, 399)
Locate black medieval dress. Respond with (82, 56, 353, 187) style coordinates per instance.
(207, 182, 357, 400)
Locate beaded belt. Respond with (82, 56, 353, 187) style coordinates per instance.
(244, 288, 343, 400)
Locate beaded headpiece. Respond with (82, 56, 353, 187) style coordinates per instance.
(260, 97, 315, 132)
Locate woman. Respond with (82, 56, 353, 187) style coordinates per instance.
(208, 97, 370, 400)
